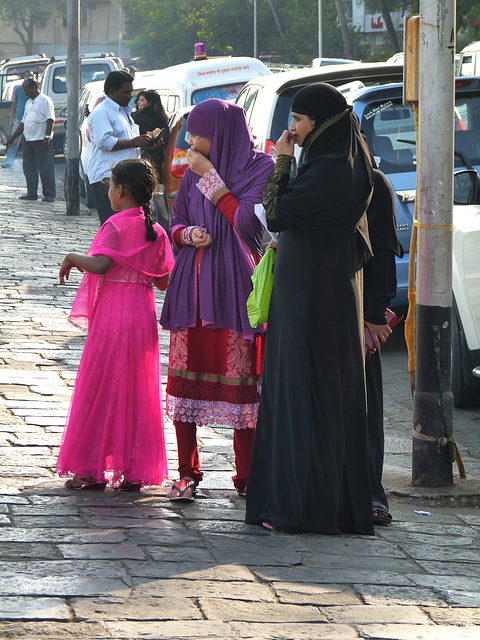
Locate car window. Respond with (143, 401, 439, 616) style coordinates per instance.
(174, 113, 190, 152)
(243, 87, 259, 126)
(360, 99, 416, 174)
(235, 86, 250, 110)
(81, 64, 111, 87)
(52, 68, 67, 94)
(192, 83, 244, 104)
(167, 94, 180, 113)
(271, 90, 296, 142)
(460, 55, 474, 77)
(454, 91, 480, 168)
(52, 63, 112, 94)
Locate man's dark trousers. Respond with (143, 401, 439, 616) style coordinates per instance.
(90, 179, 115, 225)
(22, 140, 56, 200)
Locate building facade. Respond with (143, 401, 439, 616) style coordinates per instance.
(0, 0, 130, 61)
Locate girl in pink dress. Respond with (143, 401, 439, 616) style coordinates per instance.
(56, 158, 175, 491)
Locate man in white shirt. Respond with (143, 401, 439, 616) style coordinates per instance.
(6, 77, 56, 202)
(87, 70, 153, 224)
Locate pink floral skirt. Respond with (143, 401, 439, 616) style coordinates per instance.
(166, 322, 264, 430)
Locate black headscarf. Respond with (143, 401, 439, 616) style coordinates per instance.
(272, 82, 374, 233)
(292, 82, 351, 148)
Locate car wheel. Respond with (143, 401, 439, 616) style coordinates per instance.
(452, 305, 480, 407)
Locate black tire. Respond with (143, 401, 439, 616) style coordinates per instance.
(452, 306, 480, 407)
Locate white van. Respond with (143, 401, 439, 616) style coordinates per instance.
(41, 53, 123, 153)
(459, 41, 480, 76)
(135, 57, 271, 114)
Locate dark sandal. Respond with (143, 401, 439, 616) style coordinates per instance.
(373, 506, 392, 525)
(116, 481, 142, 492)
(168, 477, 196, 502)
(64, 477, 107, 491)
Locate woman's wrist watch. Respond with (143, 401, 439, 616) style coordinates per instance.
(44, 133, 53, 140)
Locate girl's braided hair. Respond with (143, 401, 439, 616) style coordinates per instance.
(110, 158, 158, 241)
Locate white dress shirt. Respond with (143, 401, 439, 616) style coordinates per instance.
(22, 93, 55, 142)
(87, 96, 140, 184)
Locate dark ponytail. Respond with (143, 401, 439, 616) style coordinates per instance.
(142, 200, 157, 241)
(110, 158, 158, 241)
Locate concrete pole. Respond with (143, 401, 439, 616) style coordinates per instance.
(254, 0, 257, 59)
(412, 0, 456, 485)
(65, 0, 80, 216)
(318, 0, 322, 59)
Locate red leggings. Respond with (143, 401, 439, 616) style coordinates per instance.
(174, 420, 255, 493)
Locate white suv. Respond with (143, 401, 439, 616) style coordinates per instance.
(41, 53, 123, 154)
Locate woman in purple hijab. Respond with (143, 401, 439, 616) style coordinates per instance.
(160, 99, 274, 501)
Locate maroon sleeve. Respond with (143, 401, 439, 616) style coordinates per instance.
(217, 192, 239, 226)
(173, 226, 187, 245)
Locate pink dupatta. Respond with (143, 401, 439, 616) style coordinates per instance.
(69, 207, 174, 332)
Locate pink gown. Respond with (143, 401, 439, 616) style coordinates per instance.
(56, 207, 175, 487)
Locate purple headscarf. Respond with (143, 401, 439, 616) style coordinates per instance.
(160, 99, 274, 340)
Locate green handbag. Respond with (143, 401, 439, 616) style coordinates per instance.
(247, 248, 276, 328)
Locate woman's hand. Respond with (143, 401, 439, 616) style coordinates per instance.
(190, 227, 212, 248)
(59, 256, 84, 285)
(187, 148, 214, 177)
(364, 321, 392, 352)
(276, 130, 295, 157)
(265, 239, 278, 251)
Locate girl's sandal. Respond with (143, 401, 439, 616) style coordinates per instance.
(167, 477, 196, 502)
(64, 476, 107, 491)
(116, 481, 142, 492)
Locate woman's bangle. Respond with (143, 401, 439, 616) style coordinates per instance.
(182, 226, 197, 245)
(196, 168, 226, 201)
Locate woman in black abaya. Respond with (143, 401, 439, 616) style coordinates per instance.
(245, 83, 375, 535)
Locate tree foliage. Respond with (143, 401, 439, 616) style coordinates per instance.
(121, 0, 480, 69)
(0, 0, 52, 56)
(121, 0, 370, 68)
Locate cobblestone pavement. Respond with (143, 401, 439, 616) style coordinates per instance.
(1, 165, 480, 639)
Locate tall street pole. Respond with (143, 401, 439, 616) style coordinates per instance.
(66, 0, 80, 216)
(412, 0, 456, 485)
(254, 0, 257, 58)
(318, 0, 322, 59)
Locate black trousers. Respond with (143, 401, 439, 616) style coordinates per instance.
(90, 179, 115, 225)
(366, 350, 389, 511)
(22, 140, 56, 199)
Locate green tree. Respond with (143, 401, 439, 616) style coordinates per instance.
(121, 0, 365, 69)
(0, 0, 51, 56)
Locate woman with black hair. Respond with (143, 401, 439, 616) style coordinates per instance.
(56, 158, 175, 492)
(132, 90, 169, 173)
(246, 83, 375, 535)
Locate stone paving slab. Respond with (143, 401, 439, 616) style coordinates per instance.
(356, 624, 480, 639)
(0, 596, 70, 620)
(229, 622, 360, 639)
(71, 595, 202, 621)
(2, 176, 480, 638)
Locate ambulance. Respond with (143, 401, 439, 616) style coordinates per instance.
(135, 56, 271, 114)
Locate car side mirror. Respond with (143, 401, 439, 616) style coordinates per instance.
(453, 169, 480, 205)
(59, 107, 67, 118)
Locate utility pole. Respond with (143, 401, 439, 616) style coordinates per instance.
(412, 0, 456, 485)
(254, 0, 257, 58)
(318, 0, 322, 59)
(65, 0, 80, 216)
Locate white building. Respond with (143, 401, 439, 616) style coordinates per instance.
(0, 0, 130, 61)
(351, 1, 404, 52)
